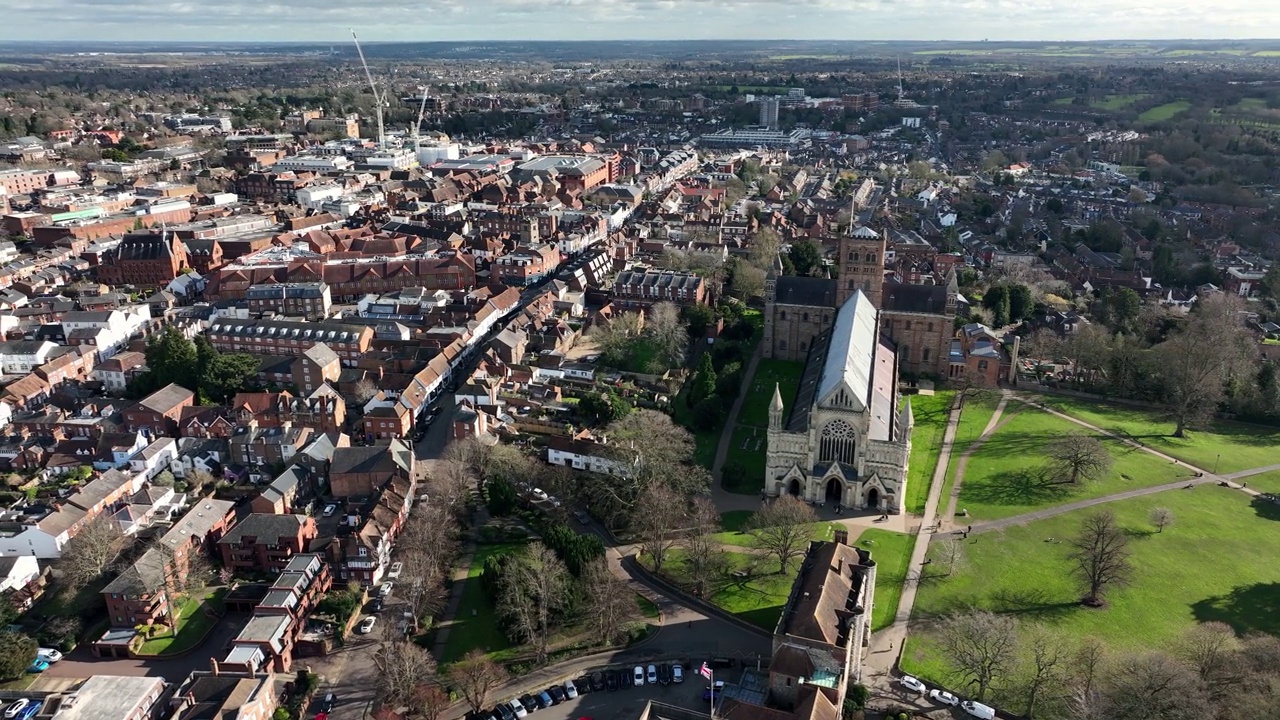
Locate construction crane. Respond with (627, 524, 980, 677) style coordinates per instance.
(350, 29, 386, 148)
(411, 85, 430, 156)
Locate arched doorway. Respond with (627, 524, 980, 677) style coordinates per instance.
(825, 478, 843, 504)
(787, 479, 802, 497)
(866, 487, 880, 510)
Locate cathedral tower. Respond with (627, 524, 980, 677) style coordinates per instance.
(836, 225, 886, 309)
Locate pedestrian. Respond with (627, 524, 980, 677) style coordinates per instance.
(967, 525, 972, 533)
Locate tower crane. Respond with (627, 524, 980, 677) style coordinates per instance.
(412, 85, 430, 156)
(350, 29, 386, 148)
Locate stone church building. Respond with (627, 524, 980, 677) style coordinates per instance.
(765, 289, 913, 514)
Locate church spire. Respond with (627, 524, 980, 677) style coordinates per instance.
(769, 382, 785, 430)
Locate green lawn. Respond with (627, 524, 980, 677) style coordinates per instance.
(904, 485, 1280, 686)
(956, 404, 1189, 522)
(937, 394, 1003, 509)
(905, 392, 954, 514)
(1139, 100, 1191, 122)
(1036, 394, 1280, 474)
(860, 529, 917, 631)
(1091, 93, 1151, 110)
(739, 359, 805, 428)
(637, 595, 660, 619)
(136, 587, 227, 656)
(711, 519, 844, 549)
(723, 425, 767, 493)
(1243, 470, 1280, 496)
(654, 549, 794, 631)
(439, 542, 525, 663)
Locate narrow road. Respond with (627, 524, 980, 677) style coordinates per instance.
(860, 393, 963, 690)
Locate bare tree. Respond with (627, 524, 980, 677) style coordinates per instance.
(352, 378, 380, 405)
(186, 468, 216, 496)
(447, 650, 510, 714)
(397, 550, 448, 630)
(1045, 434, 1112, 485)
(634, 483, 686, 572)
(57, 515, 129, 591)
(1149, 507, 1175, 533)
(937, 610, 1020, 702)
(589, 310, 645, 368)
(497, 542, 571, 664)
(1068, 510, 1132, 607)
(411, 682, 451, 720)
(644, 301, 689, 373)
(1178, 622, 1239, 700)
(1156, 294, 1252, 437)
(935, 536, 968, 577)
(398, 503, 460, 572)
(372, 638, 438, 707)
(1066, 637, 1108, 720)
(582, 559, 635, 645)
(683, 496, 727, 597)
(746, 495, 817, 572)
(1097, 652, 1209, 720)
(590, 410, 709, 524)
(1019, 628, 1067, 719)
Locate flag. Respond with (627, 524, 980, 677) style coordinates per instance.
(699, 662, 712, 679)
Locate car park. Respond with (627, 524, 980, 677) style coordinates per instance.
(358, 616, 377, 634)
(929, 689, 960, 707)
(563, 681, 578, 699)
(548, 686, 565, 704)
(519, 695, 538, 714)
(605, 670, 618, 690)
(594, 672, 608, 691)
(898, 675, 926, 694)
(672, 665, 684, 683)
(620, 668, 633, 688)
(633, 665, 646, 687)
(494, 704, 515, 720)
(646, 664, 658, 685)
(36, 648, 61, 662)
(536, 691, 553, 709)
(4, 700, 28, 720)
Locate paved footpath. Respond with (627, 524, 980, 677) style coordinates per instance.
(860, 393, 963, 693)
(710, 343, 765, 513)
(940, 390, 1011, 531)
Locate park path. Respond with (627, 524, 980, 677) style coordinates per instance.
(860, 393, 964, 689)
(710, 342, 766, 513)
(939, 390, 1013, 531)
(430, 505, 487, 661)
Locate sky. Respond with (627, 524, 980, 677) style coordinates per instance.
(2, 0, 1276, 43)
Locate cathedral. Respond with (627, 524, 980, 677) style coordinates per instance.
(762, 224, 959, 514)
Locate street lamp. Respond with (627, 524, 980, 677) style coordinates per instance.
(1215, 454, 1221, 475)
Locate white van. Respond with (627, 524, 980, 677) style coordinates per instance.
(960, 700, 996, 720)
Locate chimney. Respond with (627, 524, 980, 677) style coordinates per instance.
(210, 658, 219, 676)
(833, 529, 849, 546)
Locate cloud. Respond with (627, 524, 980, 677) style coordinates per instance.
(1, 0, 1274, 41)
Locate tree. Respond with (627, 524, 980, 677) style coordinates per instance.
(1007, 284, 1033, 323)
(352, 378, 379, 405)
(683, 304, 716, 339)
(57, 515, 128, 591)
(634, 483, 686, 572)
(935, 536, 968, 576)
(594, 410, 708, 522)
(372, 639, 438, 707)
(1101, 287, 1141, 331)
(1066, 637, 1108, 719)
(1149, 507, 1175, 533)
(683, 496, 727, 597)
(397, 551, 448, 629)
(938, 610, 1019, 702)
(152, 470, 175, 487)
(788, 240, 823, 277)
(1155, 294, 1252, 437)
(644, 302, 689, 373)
(687, 353, 718, 408)
(1044, 434, 1112, 485)
(982, 285, 1011, 327)
(186, 468, 215, 496)
(144, 326, 199, 392)
(1019, 628, 1067, 719)
(496, 542, 571, 664)
(411, 683, 451, 720)
(581, 559, 635, 645)
(1178, 622, 1239, 700)
(589, 311, 645, 369)
(447, 650, 510, 714)
(1096, 652, 1209, 720)
(729, 261, 766, 299)
(0, 632, 36, 680)
(1067, 510, 1132, 607)
(746, 495, 817, 572)
(747, 227, 782, 271)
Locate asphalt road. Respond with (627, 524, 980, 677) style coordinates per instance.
(39, 613, 249, 682)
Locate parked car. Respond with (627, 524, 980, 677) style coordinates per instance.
(36, 648, 61, 663)
(369, 597, 384, 613)
(508, 700, 527, 719)
(672, 665, 684, 684)
(388, 562, 403, 579)
(573, 510, 590, 524)
(323, 504, 338, 517)
(25, 659, 48, 673)
(379, 582, 394, 597)
(532, 488, 549, 501)
(563, 681, 578, 699)
(657, 663, 671, 685)
(494, 705, 516, 720)
(593, 672, 608, 691)
(633, 665, 646, 687)
(620, 668, 633, 688)
(703, 681, 725, 702)
(898, 675, 926, 694)
(536, 691, 553, 709)
(605, 670, 618, 690)
(646, 664, 658, 685)
(321, 693, 337, 712)
(548, 686, 566, 704)
(4, 700, 28, 720)
(960, 701, 996, 720)
(13, 702, 40, 720)
(929, 689, 960, 707)
(358, 616, 377, 634)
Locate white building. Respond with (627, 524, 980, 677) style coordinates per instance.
(546, 434, 632, 476)
(0, 340, 58, 374)
(273, 155, 354, 173)
(62, 306, 151, 358)
(129, 438, 177, 480)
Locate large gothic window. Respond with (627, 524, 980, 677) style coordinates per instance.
(819, 419, 857, 465)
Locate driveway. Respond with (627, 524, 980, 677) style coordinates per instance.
(41, 613, 249, 681)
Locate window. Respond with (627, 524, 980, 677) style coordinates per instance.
(779, 340, 788, 350)
(922, 348, 931, 362)
(866, 252, 877, 263)
(802, 313, 809, 322)
(779, 311, 787, 320)
(358, 547, 368, 556)
(904, 321, 912, 330)
(928, 322, 934, 332)
(978, 360, 989, 371)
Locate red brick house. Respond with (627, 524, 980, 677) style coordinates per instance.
(219, 553, 333, 674)
(218, 514, 319, 574)
(327, 439, 415, 499)
(96, 230, 191, 288)
(124, 383, 195, 437)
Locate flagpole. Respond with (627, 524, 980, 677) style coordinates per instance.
(710, 667, 715, 720)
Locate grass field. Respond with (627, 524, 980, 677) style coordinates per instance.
(1036, 395, 1280, 474)
(721, 358, 805, 494)
(1241, 470, 1280, 496)
(955, 404, 1188, 522)
(1139, 100, 1191, 122)
(137, 587, 228, 656)
(1092, 93, 1151, 110)
(724, 425, 768, 491)
(905, 392, 953, 514)
(861, 529, 916, 631)
(439, 542, 525, 663)
(903, 485, 1280, 685)
(711, 515, 844, 549)
(739, 359, 805, 428)
(937, 394, 1003, 508)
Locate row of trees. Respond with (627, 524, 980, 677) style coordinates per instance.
(589, 301, 688, 374)
(935, 611, 1280, 719)
(134, 326, 260, 404)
